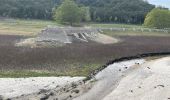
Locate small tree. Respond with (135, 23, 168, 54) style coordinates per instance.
(53, 0, 83, 26)
(144, 8, 170, 29)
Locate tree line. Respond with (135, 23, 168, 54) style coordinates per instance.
(76, 0, 155, 24)
(0, 0, 60, 19)
(0, 0, 155, 24)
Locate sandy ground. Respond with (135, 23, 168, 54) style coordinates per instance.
(0, 77, 84, 99)
(75, 56, 170, 100)
(103, 57, 170, 100)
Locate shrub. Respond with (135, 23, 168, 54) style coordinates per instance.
(144, 8, 170, 29)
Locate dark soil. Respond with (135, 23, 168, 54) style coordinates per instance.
(0, 35, 170, 71)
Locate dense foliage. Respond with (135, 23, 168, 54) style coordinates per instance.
(54, 0, 89, 25)
(0, 0, 155, 24)
(144, 8, 170, 29)
(0, 0, 60, 19)
(76, 0, 155, 24)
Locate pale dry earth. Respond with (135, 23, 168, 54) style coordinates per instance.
(0, 77, 84, 99)
(76, 57, 170, 100)
(74, 59, 145, 100)
(103, 57, 170, 100)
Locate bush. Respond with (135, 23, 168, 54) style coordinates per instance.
(144, 8, 170, 29)
(53, 0, 90, 26)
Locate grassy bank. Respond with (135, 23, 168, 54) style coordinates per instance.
(103, 30, 170, 36)
(0, 63, 101, 78)
(90, 23, 143, 28)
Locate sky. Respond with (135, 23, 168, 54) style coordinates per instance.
(147, 0, 170, 9)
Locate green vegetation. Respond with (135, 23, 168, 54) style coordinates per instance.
(144, 8, 170, 29)
(90, 23, 143, 28)
(0, 0, 155, 24)
(0, 0, 58, 19)
(53, 0, 90, 26)
(103, 30, 170, 36)
(0, 63, 100, 78)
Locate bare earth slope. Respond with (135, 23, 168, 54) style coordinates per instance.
(103, 57, 170, 100)
(76, 57, 170, 100)
(74, 59, 145, 100)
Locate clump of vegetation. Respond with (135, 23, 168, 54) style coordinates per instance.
(53, 0, 90, 26)
(144, 8, 170, 29)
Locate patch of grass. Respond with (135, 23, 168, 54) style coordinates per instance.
(103, 30, 170, 36)
(0, 63, 101, 78)
(0, 18, 61, 36)
(0, 70, 59, 78)
(90, 23, 143, 28)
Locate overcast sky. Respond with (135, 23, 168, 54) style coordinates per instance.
(147, 0, 170, 9)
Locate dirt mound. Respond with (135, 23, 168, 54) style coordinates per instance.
(15, 27, 118, 48)
(15, 38, 65, 48)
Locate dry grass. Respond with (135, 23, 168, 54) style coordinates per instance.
(0, 18, 60, 36)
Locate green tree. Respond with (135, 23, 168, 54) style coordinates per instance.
(53, 0, 82, 26)
(144, 8, 170, 29)
(80, 7, 91, 22)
